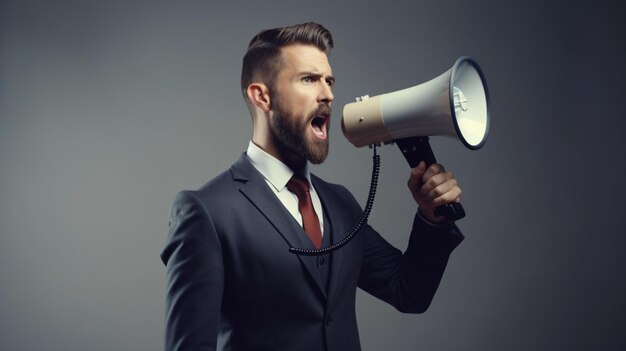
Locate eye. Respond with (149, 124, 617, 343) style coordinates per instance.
(302, 76, 315, 84)
(326, 79, 335, 87)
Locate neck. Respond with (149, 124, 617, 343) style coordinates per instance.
(251, 138, 307, 174)
(251, 113, 307, 173)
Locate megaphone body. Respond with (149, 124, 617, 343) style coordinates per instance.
(342, 56, 490, 150)
(341, 56, 490, 221)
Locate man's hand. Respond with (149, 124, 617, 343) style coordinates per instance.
(407, 161, 462, 224)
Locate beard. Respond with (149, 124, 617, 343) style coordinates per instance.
(269, 97, 330, 165)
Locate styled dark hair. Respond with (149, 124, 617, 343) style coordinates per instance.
(241, 22, 333, 98)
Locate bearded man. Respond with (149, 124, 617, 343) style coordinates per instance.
(161, 22, 464, 351)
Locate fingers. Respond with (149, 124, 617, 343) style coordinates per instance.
(428, 179, 462, 206)
(413, 163, 462, 205)
(420, 171, 453, 194)
(419, 163, 449, 193)
(408, 162, 462, 208)
(422, 163, 445, 183)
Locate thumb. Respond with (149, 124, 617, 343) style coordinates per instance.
(408, 161, 426, 190)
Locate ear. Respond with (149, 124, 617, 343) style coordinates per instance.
(246, 83, 271, 113)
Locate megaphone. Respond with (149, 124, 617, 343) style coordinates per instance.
(341, 56, 490, 221)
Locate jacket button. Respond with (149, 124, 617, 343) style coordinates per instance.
(325, 316, 333, 326)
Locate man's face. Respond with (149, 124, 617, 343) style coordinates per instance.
(268, 44, 335, 165)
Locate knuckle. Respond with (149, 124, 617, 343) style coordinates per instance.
(426, 178, 438, 188)
(432, 187, 444, 197)
(445, 171, 455, 180)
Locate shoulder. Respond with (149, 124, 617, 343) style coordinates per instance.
(169, 170, 232, 217)
(197, 168, 239, 196)
(171, 154, 253, 213)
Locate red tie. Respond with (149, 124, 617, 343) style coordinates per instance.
(286, 175, 323, 249)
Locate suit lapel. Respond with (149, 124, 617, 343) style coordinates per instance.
(231, 154, 327, 300)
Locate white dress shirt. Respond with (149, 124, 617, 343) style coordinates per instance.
(246, 141, 325, 235)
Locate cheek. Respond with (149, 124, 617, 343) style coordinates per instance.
(277, 87, 316, 118)
(299, 94, 319, 115)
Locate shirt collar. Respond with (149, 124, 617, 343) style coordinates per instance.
(246, 141, 312, 192)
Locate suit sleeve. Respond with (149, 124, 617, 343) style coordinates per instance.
(160, 191, 223, 351)
(357, 206, 464, 313)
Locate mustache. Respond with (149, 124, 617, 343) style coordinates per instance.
(309, 104, 332, 120)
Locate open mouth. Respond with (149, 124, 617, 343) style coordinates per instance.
(310, 114, 329, 140)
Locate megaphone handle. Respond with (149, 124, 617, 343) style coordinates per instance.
(395, 136, 466, 221)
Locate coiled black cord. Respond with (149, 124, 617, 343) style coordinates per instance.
(289, 145, 380, 256)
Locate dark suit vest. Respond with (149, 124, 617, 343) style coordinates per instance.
(293, 208, 333, 294)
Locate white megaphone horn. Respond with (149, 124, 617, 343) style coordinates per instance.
(341, 56, 491, 221)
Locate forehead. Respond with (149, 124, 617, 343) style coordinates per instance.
(278, 44, 333, 75)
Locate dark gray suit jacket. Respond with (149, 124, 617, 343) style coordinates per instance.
(161, 153, 464, 351)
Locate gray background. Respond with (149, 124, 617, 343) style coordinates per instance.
(1, 0, 625, 350)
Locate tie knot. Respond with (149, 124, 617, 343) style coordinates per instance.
(286, 174, 310, 196)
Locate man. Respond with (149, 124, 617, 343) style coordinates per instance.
(161, 22, 464, 351)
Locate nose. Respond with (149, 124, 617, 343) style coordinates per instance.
(319, 82, 334, 104)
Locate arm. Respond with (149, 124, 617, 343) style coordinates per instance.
(160, 191, 224, 351)
(357, 162, 464, 313)
(357, 214, 463, 313)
